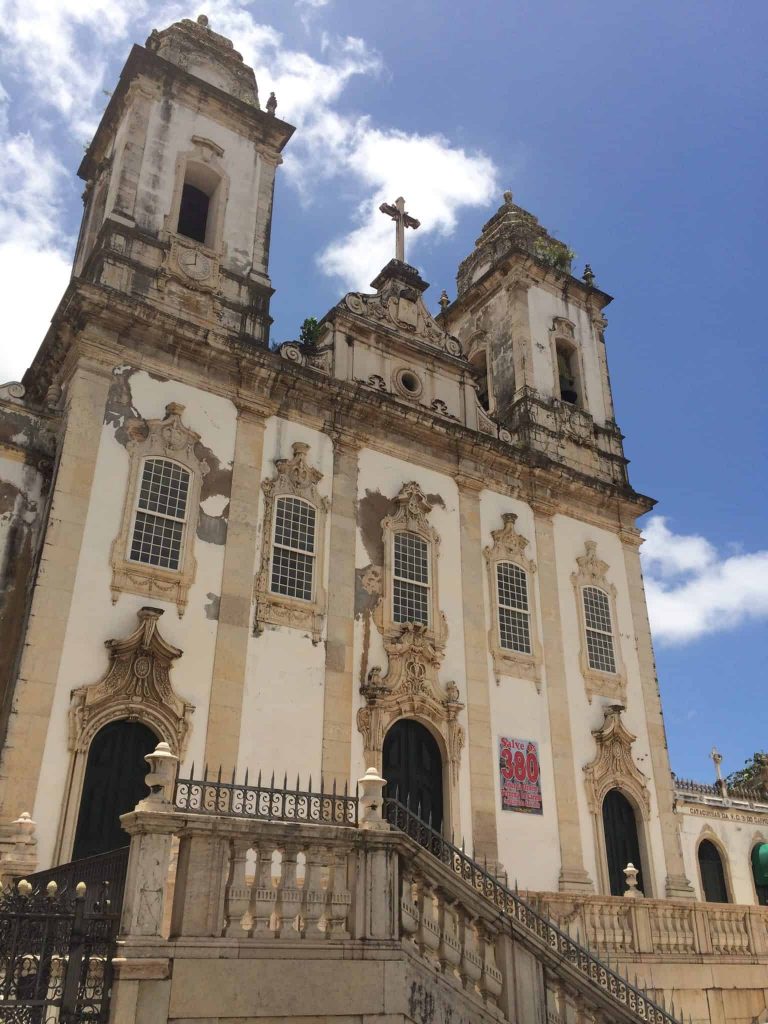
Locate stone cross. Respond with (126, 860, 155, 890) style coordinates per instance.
(379, 196, 420, 262)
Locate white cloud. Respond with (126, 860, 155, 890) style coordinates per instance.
(0, 110, 73, 384)
(641, 516, 768, 645)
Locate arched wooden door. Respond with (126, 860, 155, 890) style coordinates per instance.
(72, 720, 158, 860)
(602, 788, 643, 896)
(698, 839, 729, 903)
(383, 719, 443, 832)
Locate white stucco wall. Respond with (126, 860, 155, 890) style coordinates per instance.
(236, 417, 332, 785)
(32, 367, 236, 867)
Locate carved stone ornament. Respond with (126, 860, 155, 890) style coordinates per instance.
(279, 342, 332, 375)
(342, 279, 464, 358)
(483, 513, 542, 688)
(110, 403, 208, 616)
(69, 606, 194, 757)
(570, 540, 626, 703)
(583, 705, 650, 817)
(253, 442, 329, 644)
(358, 481, 465, 790)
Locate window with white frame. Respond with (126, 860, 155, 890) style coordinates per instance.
(270, 495, 316, 602)
(496, 561, 531, 654)
(129, 457, 190, 571)
(392, 530, 430, 626)
(583, 585, 616, 673)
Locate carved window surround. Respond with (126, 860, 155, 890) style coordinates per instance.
(571, 540, 626, 703)
(483, 513, 542, 689)
(253, 442, 329, 644)
(549, 317, 587, 411)
(55, 606, 194, 862)
(111, 403, 207, 616)
(358, 481, 465, 834)
(583, 704, 653, 897)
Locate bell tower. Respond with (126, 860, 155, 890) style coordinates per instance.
(71, 14, 293, 347)
(442, 192, 627, 489)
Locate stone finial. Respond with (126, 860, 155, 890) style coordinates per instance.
(142, 742, 179, 807)
(439, 289, 450, 312)
(266, 91, 277, 116)
(503, 190, 514, 205)
(197, 14, 209, 27)
(623, 862, 642, 898)
(582, 264, 595, 287)
(358, 767, 389, 830)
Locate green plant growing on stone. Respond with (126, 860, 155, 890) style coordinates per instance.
(299, 316, 322, 348)
(533, 238, 576, 272)
(726, 752, 768, 790)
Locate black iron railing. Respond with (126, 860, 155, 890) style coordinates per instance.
(16, 846, 129, 916)
(0, 879, 119, 1023)
(384, 797, 680, 1024)
(174, 766, 358, 826)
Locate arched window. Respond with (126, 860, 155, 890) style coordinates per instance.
(602, 788, 643, 896)
(174, 161, 223, 248)
(270, 495, 317, 602)
(751, 843, 768, 906)
(469, 348, 492, 412)
(698, 839, 729, 903)
(383, 719, 443, 831)
(556, 342, 579, 405)
(496, 561, 531, 654)
(583, 585, 616, 674)
(72, 720, 158, 860)
(129, 457, 191, 571)
(177, 183, 210, 243)
(392, 531, 431, 626)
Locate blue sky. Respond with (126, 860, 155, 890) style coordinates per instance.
(0, 0, 765, 780)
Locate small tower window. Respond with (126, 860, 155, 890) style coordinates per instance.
(177, 182, 210, 244)
(557, 343, 579, 405)
(470, 349, 491, 411)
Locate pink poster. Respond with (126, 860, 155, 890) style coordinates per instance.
(499, 736, 543, 814)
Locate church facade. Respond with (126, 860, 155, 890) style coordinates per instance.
(0, 14, 766, 1024)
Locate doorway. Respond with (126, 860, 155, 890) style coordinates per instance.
(602, 788, 643, 896)
(382, 719, 444, 832)
(72, 720, 158, 860)
(698, 839, 729, 903)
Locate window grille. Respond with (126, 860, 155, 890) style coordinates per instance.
(583, 585, 616, 673)
(129, 458, 190, 570)
(393, 531, 430, 625)
(270, 496, 316, 602)
(496, 562, 531, 654)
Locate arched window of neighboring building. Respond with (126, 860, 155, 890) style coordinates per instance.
(751, 843, 768, 906)
(698, 839, 729, 903)
(602, 788, 643, 896)
(72, 720, 158, 860)
(383, 719, 443, 832)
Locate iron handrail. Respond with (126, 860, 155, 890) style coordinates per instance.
(383, 797, 681, 1024)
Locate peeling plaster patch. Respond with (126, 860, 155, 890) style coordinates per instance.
(201, 494, 228, 517)
(197, 508, 229, 545)
(358, 489, 395, 565)
(204, 592, 220, 620)
(354, 564, 381, 620)
(104, 366, 141, 445)
(425, 492, 446, 509)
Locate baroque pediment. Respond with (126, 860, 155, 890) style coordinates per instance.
(342, 261, 464, 358)
(69, 606, 194, 755)
(583, 705, 649, 814)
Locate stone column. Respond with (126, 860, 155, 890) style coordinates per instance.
(532, 503, 593, 892)
(457, 477, 498, 864)
(621, 530, 694, 899)
(0, 361, 111, 822)
(320, 435, 360, 787)
(204, 408, 266, 775)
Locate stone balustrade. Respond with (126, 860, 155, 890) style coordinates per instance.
(527, 890, 768, 959)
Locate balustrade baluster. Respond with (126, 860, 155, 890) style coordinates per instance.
(278, 843, 302, 937)
(224, 837, 253, 937)
(460, 914, 483, 995)
(438, 897, 462, 978)
(479, 925, 503, 1010)
(326, 846, 352, 939)
(400, 864, 420, 947)
(300, 842, 327, 938)
(252, 842, 279, 938)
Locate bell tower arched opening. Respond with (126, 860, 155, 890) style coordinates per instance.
(602, 788, 643, 896)
(383, 719, 444, 832)
(72, 719, 158, 860)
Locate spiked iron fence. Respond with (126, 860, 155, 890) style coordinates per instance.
(174, 764, 358, 826)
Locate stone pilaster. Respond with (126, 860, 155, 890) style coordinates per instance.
(320, 435, 360, 786)
(204, 408, 266, 775)
(0, 361, 111, 822)
(620, 530, 694, 899)
(456, 477, 498, 864)
(532, 504, 594, 893)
